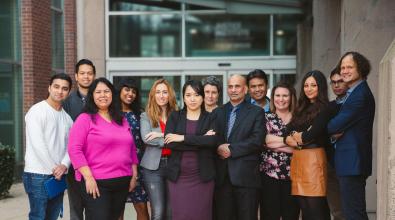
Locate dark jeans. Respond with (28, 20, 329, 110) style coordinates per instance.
(338, 175, 369, 220)
(80, 176, 131, 220)
(67, 167, 84, 220)
(260, 174, 300, 220)
(22, 172, 64, 220)
(142, 158, 171, 220)
(214, 175, 258, 220)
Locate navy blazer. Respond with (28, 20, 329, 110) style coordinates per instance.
(213, 101, 265, 188)
(327, 81, 375, 176)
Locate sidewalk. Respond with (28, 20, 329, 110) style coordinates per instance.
(0, 183, 137, 220)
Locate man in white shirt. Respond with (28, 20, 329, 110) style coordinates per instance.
(23, 73, 73, 220)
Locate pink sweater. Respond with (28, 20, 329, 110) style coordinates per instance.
(68, 113, 138, 181)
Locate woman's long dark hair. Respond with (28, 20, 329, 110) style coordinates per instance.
(84, 77, 123, 125)
(116, 79, 142, 118)
(182, 79, 205, 112)
(290, 70, 329, 127)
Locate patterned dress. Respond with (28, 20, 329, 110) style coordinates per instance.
(123, 111, 149, 203)
(259, 112, 293, 180)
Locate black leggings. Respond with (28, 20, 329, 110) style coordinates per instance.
(260, 174, 300, 220)
(297, 196, 331, 220)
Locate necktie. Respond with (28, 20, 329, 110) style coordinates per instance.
(227, 107, 238, 139)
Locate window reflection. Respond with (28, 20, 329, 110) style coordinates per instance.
(273, 14, 300, 55)
(110, 15, 181, 57)
(185, 14, 270, 57)
(273, 73, 296, 86)
(109, 0, 180, 11)
(52, 9, 65, 69)
(0, 0, 20, 60)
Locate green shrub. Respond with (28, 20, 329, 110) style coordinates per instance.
(0, 143, 15, 198)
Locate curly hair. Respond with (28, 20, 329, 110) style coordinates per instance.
(202, 76, 222, 95)
(337, 51, 371, 79)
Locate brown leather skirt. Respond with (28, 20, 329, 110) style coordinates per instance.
(290, 147, 327, 197)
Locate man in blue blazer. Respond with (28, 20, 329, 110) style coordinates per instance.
(327, 52, 375, 220)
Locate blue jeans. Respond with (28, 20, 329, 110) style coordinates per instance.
(142, 158, 171, 220)
(22, 172, 64, 220)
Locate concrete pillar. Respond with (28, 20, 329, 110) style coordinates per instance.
(311, 0, 341, 75)
(377, 39, 395, 220)
(76, 0, 106, 77)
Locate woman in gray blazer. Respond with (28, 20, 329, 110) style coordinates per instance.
(140, 79, 178, 220)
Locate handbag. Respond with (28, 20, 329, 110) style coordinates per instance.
(44, 175, 67, 199)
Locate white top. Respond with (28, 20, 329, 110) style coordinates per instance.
(24, 100, 73, 175)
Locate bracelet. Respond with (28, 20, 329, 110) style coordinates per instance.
(283, 135, 288, 144)
(296, 143, 303, 150)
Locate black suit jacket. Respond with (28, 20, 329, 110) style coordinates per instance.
(213, 100, 266, 188)
(164, 110, 217, 182)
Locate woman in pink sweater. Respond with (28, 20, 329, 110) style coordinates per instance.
(68, 78, 139, 220)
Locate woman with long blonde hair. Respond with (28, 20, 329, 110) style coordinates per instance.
(140, 79, 178, 220)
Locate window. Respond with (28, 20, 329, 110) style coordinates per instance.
(273, 14, 300, 55)
(109, 14, 182, 57)
(107, 2, 300, 58)
(109, 0, 180, 11)
(0, 0, 22, 162)
(185, 14, 270, 57)
(51, 0, 65, 71)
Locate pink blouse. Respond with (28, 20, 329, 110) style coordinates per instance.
(68, 113, 138, 181)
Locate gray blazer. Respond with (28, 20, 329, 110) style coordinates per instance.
(140, 112, 165, 170)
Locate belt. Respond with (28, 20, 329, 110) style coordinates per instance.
(296, 143, 323, 150)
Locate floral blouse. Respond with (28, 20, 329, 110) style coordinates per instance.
(259, 112, 293, 180)
(123, 111, 149, 203)
(123, 111, 144, 160)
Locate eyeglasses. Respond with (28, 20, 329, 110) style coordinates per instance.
(330, 80, 344, 85)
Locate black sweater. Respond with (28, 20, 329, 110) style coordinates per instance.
(287, 102, 340, 148)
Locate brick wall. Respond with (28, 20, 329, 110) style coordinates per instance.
(22, 0, 77, 113)
(64, 0, 77, 79)
(22, 0, 52, 113)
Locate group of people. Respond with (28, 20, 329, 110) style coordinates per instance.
(22, 51, 375, 220)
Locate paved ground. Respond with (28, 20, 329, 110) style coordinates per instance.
(0, 183, 137, 220)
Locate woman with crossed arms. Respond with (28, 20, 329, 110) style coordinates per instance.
(164, 79, 217, 220)
(140, 79, 178, 220)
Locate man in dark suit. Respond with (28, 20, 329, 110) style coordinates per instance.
(327, 52, 375, 220)
(327, 68, 347, 220)
(213, 74, 265, 220)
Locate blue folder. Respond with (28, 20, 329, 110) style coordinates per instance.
(44, 175, 67, 199)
